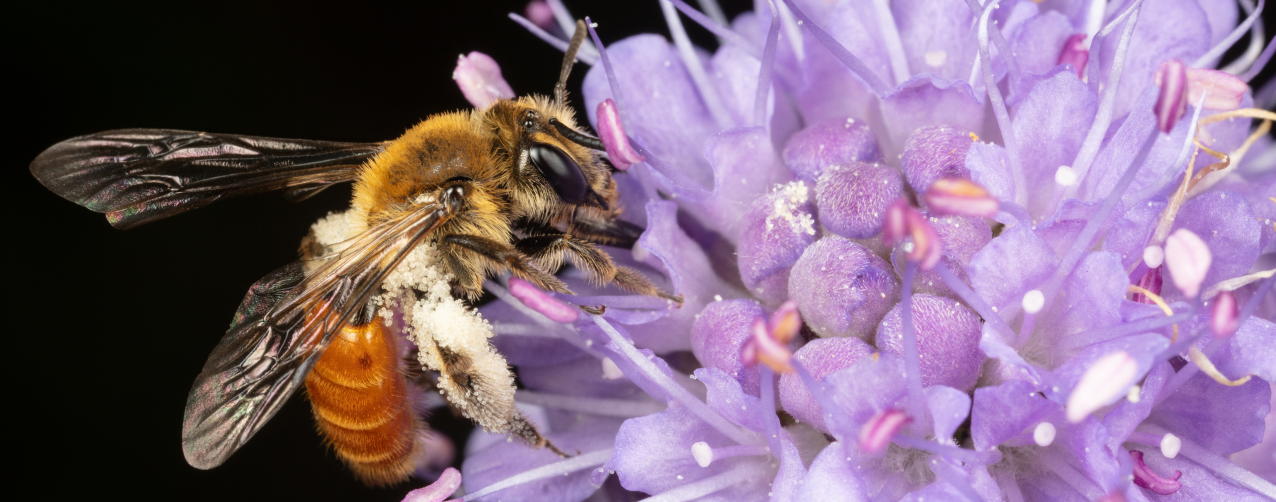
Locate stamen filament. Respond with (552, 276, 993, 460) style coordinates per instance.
(1137, 425, 1276, 499)
(515, 390, 667, 418)
(892, 434, 1003, 465)
(961, 0, 1022, 87)
(759, 366, 783, 455)
(1240, 29, 1275, 81)
(1127, 284, 1178, 342)
(1187, 345, 1253, 386)
(1223, 0, 1268, 76)
(669, 0, 761, 57)
(872, 0, 911, 85)
(1040, 453, 1105, 500)
(933, 261, 1018, 343)
(461, 448, 614, 501)
(898, 261, 928, 425)
(753, 0, 780, 126)
(1065, 0, 1144, 203)
(977, 0, 1027, 208)
(780, 0, 889, 96)
(590, 314, 764, 446)
(644, 466, 756, 502)
(1192, 0, 1266, 68)
(509, 13, 600, 66)
(660, 0, 734, 129)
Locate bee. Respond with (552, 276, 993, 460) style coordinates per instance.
(30, 21, 677, 486)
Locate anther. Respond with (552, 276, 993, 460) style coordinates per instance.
(1209, 290, 1238, 339)
(596, 98, 644, 170)
(1022, 290, 1045, 315)
(452, 52, 515, 109)
(1056, 34, 1089, 78)
(860, 408, 910, 454)
(1153, 59, 1188, 134)
(924, 178, 999, 217)
(1164, 229, 1211, 298)
(1160, 433, 1181, 459)
(1033, 422, 1056, 446)
(1067, 351, 1139, 422)
(1054, 165, 1078, 186)
(508, 277, 579, 323)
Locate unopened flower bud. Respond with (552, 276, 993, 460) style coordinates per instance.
(1164, 228, 1211, 298)
(876, 295, 984, 391)
(779, 337, 874, 432)
(816, 161, 903, 238)
(1209, 290, 1239, 339)
(782, 117, 880, 182)
(1057, 34, 1089, 78)
(899, 125, 973, 196)
(738, 183, 818, 305)
(788, 236, 899, 339)
(453, 52, 515, 109)
(596, 98, 644, 170)
(924, 178, 999, 218)
(1154, 59, 1188, 134)
(692, 299, 766, 394)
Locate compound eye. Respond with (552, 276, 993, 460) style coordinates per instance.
(528, 144, 588, 204)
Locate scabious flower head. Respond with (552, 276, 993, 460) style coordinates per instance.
(397, 1, 1276, 500)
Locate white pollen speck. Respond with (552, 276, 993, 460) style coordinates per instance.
(1022, 290, 1045, 314)
(1055, 165, 1077, 186)
(691, 442, 713, 467)
(924, 50, 947, 67)
(1127, 385, 1141, 403)
(677, 475, 683, 480)
(714, 295, 723, 302)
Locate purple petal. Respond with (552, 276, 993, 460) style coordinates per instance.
(926, 385, 972, 441)
(1034, 251, 1130, 356)
(1092, 0, 1211, 120)
(1104, 199, 1169, 270)
(1127, 445, 1263, 500)
(627, 200, 747, 352)
(788, 236, 901, 339)
(1009, 11, 1076, 77)
(582, 35, 719, 187)
(792, 441, 871, 501)
(891, 0, 976, 80)
(816, 161, 904, 239)
(964, 141, 1015, 205)
(1056, 416, 1121, 493)
(768, 430, 808, 502)
(1102, 362, 1172, 453)
(967, 224, 1059, 317)
(1211, 317, 1276, 382)
(1149, 370, 1270, 455)
(779, 337, 875, 432)
(876, 294, 985, 391)
(1010, 67, 1097, 219)
(692, 299, 767, 396)
(971, 379, 1060, 451)
(792, 0, 892, 125)
(600, 341, 678, 404)
(900, 126, 974, 196)
(1081, 86, 1193, 205)
(1053, 333, 1169, 402)
(695, 366, 766, 433)
(1169, 191, 1262, 299)
(782, 117, 881, 183)
(462, 418, 622, 502)
(611, 406, 773, 498)
(696, 126, 794, 242)
(823, 353, 909, 441)
(518, 351, 652, 401)
(879, 74, 985, 158)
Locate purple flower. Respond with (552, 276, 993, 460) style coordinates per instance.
(392, 0, 1276, 500)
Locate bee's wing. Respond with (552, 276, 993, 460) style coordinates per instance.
(30, 129, 383, 229)
(181, 202, 449, 469)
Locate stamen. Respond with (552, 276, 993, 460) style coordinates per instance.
(752, 0, 780, 126)
(659, 0, 733, 129)
(1054, 165, 1078, 186)
(1142, 246, 1164, 268)
(1210, 291, 1239, 339)
(508, 13, 600, 66)
(1163, 229, 1211, 298)
(668, 0, 760, 57)
(691, 441, 713, 467)
(960, 0, 1022, 87)
(543, 0, 575, 35)
(1128, 283, 1178, 341)
(871, 0, 911, 85)
(897, 261, 927, 421)
(404, 467, 463, 502)
(1181, 68, 1248, 110)
(976, 0, 1027, 208)
(1191, 0, 1266, 68)
(452, 52, 515, 109)
(1203, 269, 1276, 300)
(1063, 0, 1144, 201)
(643, 466, 755, 502)
(924, 178, 1000, 217)
(515, 391, 665, 418)
(1057, 34, 1089, 78)
(1033, 422, 1056, 446)
(596, 99, 644, 171)
(1239, 31, 1275, 81)
(590, 314, 763, 446)
(1066, 351, 1139, 422)
(780, 0, 889, 96)
(1154, 59, 1188, 134)
(883, 199, 943, 270)
(1186, 108, 1276, 195)
(461, 449, 614, 501)
(1160, 433, 1181, 459)
(1138, 424, 1276, 498)
(1129, 450, 1182, 495)
(741, 317, 794, 373)
(1222, 0, 1268, 76)
(759, 366, 784, 455)
(1187, 345, 1252, 386)
(860, 409, 911, 454)
(508, 277, 579, 323)
(601, 357, 626, 379)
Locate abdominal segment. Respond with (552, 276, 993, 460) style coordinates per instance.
(304, 317, 423, 486)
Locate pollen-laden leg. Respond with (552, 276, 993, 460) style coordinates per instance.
(442, 234, 570, 298)
(516, 233, 682, 304)
(305, 316, 426, 486)
(415, 331, 569, 457)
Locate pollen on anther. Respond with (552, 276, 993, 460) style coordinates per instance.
(691, 442, 713, 467)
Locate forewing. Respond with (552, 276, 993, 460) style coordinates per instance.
(30, 129, 382, 229)
(181, 202, 449, 469)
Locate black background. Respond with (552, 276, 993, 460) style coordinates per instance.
(10, 1, 1272, 500)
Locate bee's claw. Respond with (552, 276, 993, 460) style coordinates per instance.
(579, 304, 606, 315)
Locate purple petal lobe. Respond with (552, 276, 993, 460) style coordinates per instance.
(1008, 11, 1075, 79)
(1094, 0, 1210, 120)
(967, 224, 1058, 318)
(793, 441, 870, 501)
(1148, 369, 1270, 455)
(971, 379, 1059, 450)
(879, 74, 985, 158)
(891, 0, 975, 80)
(1170, 191, 1261, 299)
(698, 126, 794, 242)
(876, 294, 984, 391)
(823, 353, 909, 440)
(779, 337, 875, 432)
(816, 161, 903, 239)
(789, 236, 900, 339)
(1011, 67, 1097, 219)
(463, 419, 621, 502)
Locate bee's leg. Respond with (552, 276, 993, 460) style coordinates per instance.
(566, 215, 645, 249)
(516, 234, 683, 305)
(442, 234, 571, 294)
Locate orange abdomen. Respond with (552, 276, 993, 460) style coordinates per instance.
(305, 317, 421, 486)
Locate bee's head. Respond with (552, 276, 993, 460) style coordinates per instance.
(486, 97, 612, 218)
